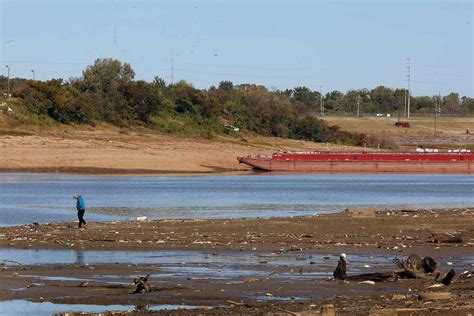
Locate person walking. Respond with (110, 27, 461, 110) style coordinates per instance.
(74, 194, 86, 228)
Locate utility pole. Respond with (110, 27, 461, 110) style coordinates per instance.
(356, 95, 360, 117)
(171, 48, 175, 84)
(434, 90, 441, 136)
(406, 57, 411, 118)
(320, 85, 324, 116)
(31, 69, 35, 80)
(6, 65, 10, 98)
(434, 96, 439, 137)
(404, 90, 407, 117)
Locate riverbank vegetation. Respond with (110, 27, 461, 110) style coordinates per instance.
(1, 59, 472, 148)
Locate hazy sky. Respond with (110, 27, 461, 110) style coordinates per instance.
(1, 0, 472, 96)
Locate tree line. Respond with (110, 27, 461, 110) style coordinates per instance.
(1, 59, 472, 146)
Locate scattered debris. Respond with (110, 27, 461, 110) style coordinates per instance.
(226, 300, 249, 307)
(345, 208, 375, 218)
(132, 274, 151, 293)
(359, 280, 376, 285)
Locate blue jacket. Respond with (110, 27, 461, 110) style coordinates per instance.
(76, 196, 85, 211)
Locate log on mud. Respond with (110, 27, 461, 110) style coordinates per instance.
(393, 254, 456, 285)
(333, 253, 395, 282)
(334, 253, 456, 285)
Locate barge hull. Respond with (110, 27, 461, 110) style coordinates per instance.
(238, 157, 474, 174)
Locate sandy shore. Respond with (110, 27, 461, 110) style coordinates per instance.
(0, 208, 473, 315)
(0, 125, 366, 175)
(2, 114, 473, 176)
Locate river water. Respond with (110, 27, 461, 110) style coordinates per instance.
(0, 173, 473, 226)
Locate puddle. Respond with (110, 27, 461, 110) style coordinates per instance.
(18, 274, 129, 286)
(253, 295, 310, 302)
(2, 248, 472, 284)
(0, 300, 209, 316)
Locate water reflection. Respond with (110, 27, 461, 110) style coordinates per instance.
(75, 251, 84, 265)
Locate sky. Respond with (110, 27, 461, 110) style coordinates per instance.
(1, 0, 472, 96)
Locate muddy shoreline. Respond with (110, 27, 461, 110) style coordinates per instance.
(0, 208, 473, 315)
(1, 208, 472, 252)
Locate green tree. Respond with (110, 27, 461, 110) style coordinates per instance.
(443, 93, 460, 114)
(76, 58, 135, 95)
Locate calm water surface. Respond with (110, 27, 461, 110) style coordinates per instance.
(0, 173, 473, 226)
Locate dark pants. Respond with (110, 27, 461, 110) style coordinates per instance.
(77, 209, 86, 228)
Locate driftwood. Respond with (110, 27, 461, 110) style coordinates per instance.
(333, 253, 395, 282)
(334, 253, 455, 285)
(132, 274, 151, 294)
(393, 254, 455, 285)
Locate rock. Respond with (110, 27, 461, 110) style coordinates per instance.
(391, 294, 406, 300)
(418, 292, 452, 301)
(431, 230, 463, 244)
(359, 280, 376, 285)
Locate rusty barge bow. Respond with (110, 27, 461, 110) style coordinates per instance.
(237, 150, 474, 174)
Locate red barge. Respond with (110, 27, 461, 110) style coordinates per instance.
(238, 150, 474, 174)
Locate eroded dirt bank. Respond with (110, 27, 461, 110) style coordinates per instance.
(0, 209, 473, 315)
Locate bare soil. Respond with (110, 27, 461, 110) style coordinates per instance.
(323, 116, 474, 148)
(0, 122, 364, 175)
(1, 115, 473, 176)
